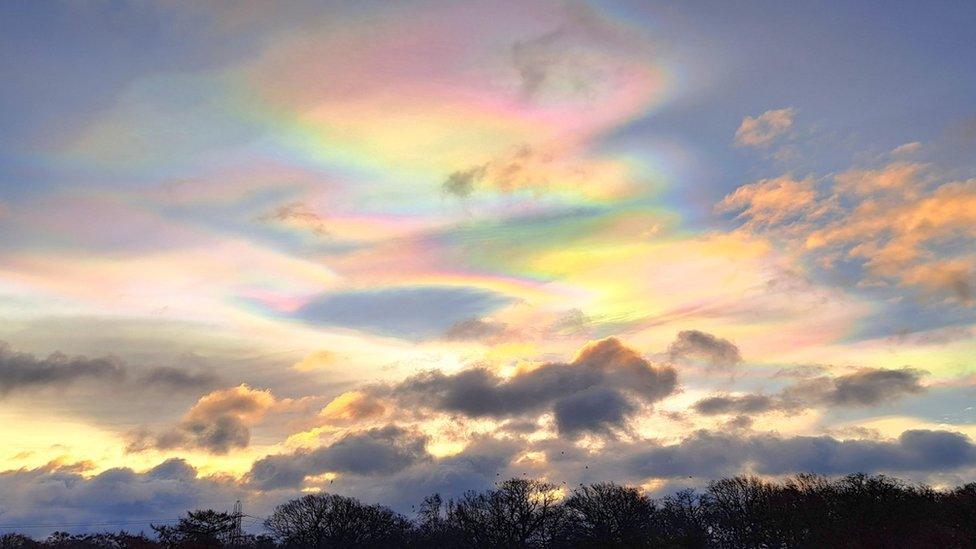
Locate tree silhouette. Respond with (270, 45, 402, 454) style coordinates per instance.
(6, 473, 976, 547)
(152, 510, 236, 548)
(703, 476, 782, 548)
(0, 533, 42, 549)
(943, 482, 976, 544)
(263, 493, 410, 548)
(656, 488, 711, 548)
(445, 478, 566, 548)
(562, 482, 658, 547)
(410, 494, 455, 548)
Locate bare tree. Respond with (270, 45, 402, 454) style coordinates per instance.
(703, 476, 781, 548)
(446, 478, 566, 548)
(562, 482, 658, 547)
(264, 493, 409, 548)
(657, 488, 711, 548)
(410, 493, 456, 547)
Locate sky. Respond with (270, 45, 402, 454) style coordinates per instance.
(1, 0, 976, 533)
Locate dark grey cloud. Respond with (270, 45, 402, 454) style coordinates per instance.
(625, 429, 976, 479)
(180, 415, 251, 453)
(693, 367, 926, 416)
(146, 457, 199, 481)
(251, 434, 524, 514)
(246, 428, 975, 513)
(293, 286, 512, 340)
(128, 417, 251, 456)
(441, 317, 507, 341)
(0, 459, 252, 537)
(0, 342, 125, 395)
(668, 330, 743, 370)
(139, 366, 219, 390)
(826, 368, 927, 406)
(391, 366, 596, 418)
(304, 426, 428, 476)
(553, 387, 635, 436)
(3, 427, 974, 533)
(327, 435, 523, 512)
(386, 338, 677, 434)
(247, 426, 429, 490)
(0, 341, 221, 401)
(724, 415, 754, 431)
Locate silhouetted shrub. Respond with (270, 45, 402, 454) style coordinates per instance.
(153, 510, 236, 548)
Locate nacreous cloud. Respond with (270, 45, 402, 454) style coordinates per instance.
(385, 338, 677, 436)
(293, 286, 512, 340)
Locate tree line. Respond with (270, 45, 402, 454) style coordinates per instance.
(3, 473, 976, 548)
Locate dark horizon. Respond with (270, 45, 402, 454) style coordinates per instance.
(4, 472, 976, 548)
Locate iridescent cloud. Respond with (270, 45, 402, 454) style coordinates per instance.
(1, 0, 975, 528)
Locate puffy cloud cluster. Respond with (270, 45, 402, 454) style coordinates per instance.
(0, 458, 250, 536)
(247, 426, 430, 490)
(716, 175, 828, 230)
(245, 424, 976, 506)
(127, 385, 277, 454)
(721, 160, 976, 303)
(4, 426, 975, 534)
(693, 367, 926, 416)
(384, 338, 677, 436)
(625, 429, 976, 478)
